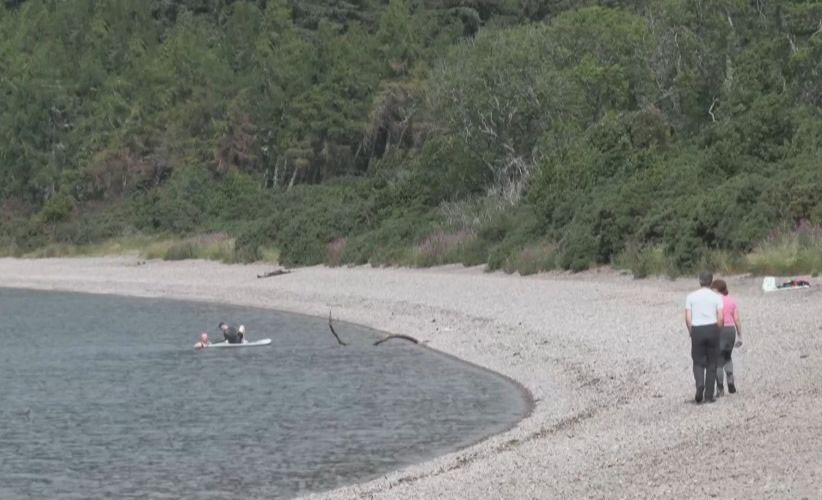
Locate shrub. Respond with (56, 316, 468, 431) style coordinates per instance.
(163, 241, 196, 260)
(412, 230, 475, 267)
(503, 243, 557, 275)
(233, 222, 272, 263)
(748, 221, 822, 275)
(326, 238, 347, 267)
(137, 233, 237, 262)
(341, 212, 434, 266)
(614, 242, 667, 279)
(271, 182, 372, 266)
(557, 221, 597, 272)
(37, 194, 76, 225)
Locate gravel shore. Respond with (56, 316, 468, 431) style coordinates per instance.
(2, 257, 820, 499)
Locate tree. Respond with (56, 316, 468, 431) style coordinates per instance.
(376, 0, 419, 75)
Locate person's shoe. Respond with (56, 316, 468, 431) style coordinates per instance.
(704, 396, 717, 403)
(728, 383, 736, 394)
(716, 384, 724, 397)
(695, 387, 704, 403)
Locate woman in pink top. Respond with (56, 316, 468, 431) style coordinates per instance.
(711, 280, 743, 396)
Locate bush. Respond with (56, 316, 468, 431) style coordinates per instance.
(270, 181, 373, 266)
(326, 238, 347, 267)
(37, 194, 76, 225)
(341, 211, 435, 266)
(156, 234, 235, 261)
(163, 241, 196, 260)
(233, 222, 272, 263)
(748, 221, 822, 275)
(502, 243, 557, 275)
(412, 230, 476, 267)
(614, 242, 667, 279)
(557, 220, 597, 272)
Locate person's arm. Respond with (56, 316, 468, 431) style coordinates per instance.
(685, 309, 692, 335)
(733, 308, 741, 337)
(733, 307, 742, 347)
(714, 293, 725, 328)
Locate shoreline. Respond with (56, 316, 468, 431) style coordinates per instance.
(2, 257, 820, 498)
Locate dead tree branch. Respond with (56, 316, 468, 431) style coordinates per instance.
(708, 97, 719, 122)
(256, 269, 291, 279)
(374, 334, 419, 346)
(328, 310, 348, 346)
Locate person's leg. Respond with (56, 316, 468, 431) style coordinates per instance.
(716, 328, 731, 395)
(715, 360, 725, 396)
(726, 328, 736, 392)
(704, 326, 720, 401)
(691, 327, 708, 402)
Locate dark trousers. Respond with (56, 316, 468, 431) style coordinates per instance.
(691, 324, 720, 397)
(717, 326, 736, 386)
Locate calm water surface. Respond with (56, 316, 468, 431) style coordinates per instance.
(0, 288, 528, 499)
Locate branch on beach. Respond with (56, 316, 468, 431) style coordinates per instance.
(257, 269, 291, 279)
(328, 310, 348, 346)
(328, 310, 418, 346)
(374, 334, 419, 346)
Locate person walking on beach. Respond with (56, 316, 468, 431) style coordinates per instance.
(711, 279, 742, 396)
(685, 271, 724, 403)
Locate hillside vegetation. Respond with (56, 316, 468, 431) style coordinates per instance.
(2, 0, 822, 276)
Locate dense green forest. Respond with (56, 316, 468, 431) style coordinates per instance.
(1, 0, 821, 275)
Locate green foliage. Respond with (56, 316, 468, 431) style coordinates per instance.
(162, 241, 197, 260)
(3, 0, 822, 277)
(500, 242, 558, 276)
(614, 243, 668, 279)
(231, 222, 267, 263)
(748, 223, 822, 276)
(36, 194, 76, 225)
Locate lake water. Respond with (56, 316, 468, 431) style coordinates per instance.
(0, 288, 529, 499)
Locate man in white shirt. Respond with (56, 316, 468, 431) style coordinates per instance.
(685, 271, 724, 403)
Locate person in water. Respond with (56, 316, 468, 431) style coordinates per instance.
(219, 322, 242, 344)
(194, 332, 210, 349)
(238, 324, 246, 342)
(711, 279, 742, 396)
(685, 271, 724, 404)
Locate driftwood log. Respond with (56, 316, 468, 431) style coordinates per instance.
(373, 334, 419, 346)
(327, 310, 419, 346)
(257, 269, 291, 279)
(328, 310, 348, 346)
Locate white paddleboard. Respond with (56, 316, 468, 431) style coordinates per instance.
(208, 338, 272, 348)
(762, 276, 812, 293)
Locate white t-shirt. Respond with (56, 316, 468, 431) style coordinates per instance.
(685, 288, 724, 326)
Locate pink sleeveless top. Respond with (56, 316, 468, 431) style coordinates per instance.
(722, 295, 737, 327)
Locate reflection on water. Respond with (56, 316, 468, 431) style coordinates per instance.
(0, 289, 528, 499)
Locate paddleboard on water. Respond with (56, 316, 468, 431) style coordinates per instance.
(208, 338, 272, 348)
